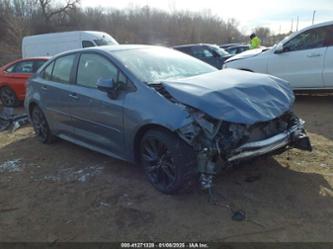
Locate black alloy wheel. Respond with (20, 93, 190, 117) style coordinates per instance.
(140, 129, 197, 194)
(31, 106, 54, 143)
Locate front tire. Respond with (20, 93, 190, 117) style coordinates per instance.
(31, 106, 54, 144)
(0, 86, 20, 107)
(140, 129, 197, 194)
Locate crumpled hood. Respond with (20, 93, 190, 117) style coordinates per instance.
(161, 69, 295, 124)
(225, 47, 268, 63)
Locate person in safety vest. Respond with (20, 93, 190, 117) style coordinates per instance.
(249, 33, 261, 49)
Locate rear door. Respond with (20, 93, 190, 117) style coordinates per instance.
(69, 52, 126, 158)
(323, 25, 333, 87)
(37, 54, 77, 136)
(267, 26, 327, 89)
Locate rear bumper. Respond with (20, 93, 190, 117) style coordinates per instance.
(227, 120, 311, 162)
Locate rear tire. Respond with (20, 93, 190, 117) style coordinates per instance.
(140, 129, 197, 194)
(31, 106, 54, 144)
(0, 86, 20, 107)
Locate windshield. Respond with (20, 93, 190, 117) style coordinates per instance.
(274, 35, 290, 49)
(94, 35, 118, 46)
(112, 47, 217, 83)
(211, 45, 230, 57)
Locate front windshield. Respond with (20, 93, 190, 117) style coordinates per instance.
(94, 35, 118, 46)
(112, 47, 217, 83)
(274, 35, 290, 49)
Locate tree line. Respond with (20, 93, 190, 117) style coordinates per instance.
(0, 0, 287, 65)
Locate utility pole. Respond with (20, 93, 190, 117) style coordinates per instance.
(291, 18, 294, 32)
(312, 10, 316, 25)
(296, 16, 299, 31)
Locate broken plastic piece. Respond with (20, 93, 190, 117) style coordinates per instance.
(232, 210, 246, 221)
(0, 107, 29, 132)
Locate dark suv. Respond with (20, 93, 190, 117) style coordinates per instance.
(173, 44, 232, 69)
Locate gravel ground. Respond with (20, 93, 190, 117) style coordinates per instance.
(0, 94, 332, 242)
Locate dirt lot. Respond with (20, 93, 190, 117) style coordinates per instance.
(0, 95, 332, 242)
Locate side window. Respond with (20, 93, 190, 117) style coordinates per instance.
(118, 71, 127, 84)
(51, 54, 75, 84)
(325, 25, 333, 46)
(227, 48, 237, 55)
(42, 62, 55, 80)
(82, 40, 95, 48)
(284, 27, 327, 52)
(6, 60, 34, 73)
(191, 47, 213, 58)
(76, 53, 118, 88)
(33, 60, 47, 73)
(5, 64, 16, 73)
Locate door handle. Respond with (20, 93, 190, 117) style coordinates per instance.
(68, 93, 79, 100)
(41, 85, 47, 90)
(307, 53, 322, 58)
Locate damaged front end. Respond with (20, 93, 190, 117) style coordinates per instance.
(176, 108, 312, 189)
(150, 69, 312, 190)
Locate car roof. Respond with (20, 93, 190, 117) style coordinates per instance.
(51, 44, 159, 59)
(283, 20, 333, 43)
(173, 43, 216, 48)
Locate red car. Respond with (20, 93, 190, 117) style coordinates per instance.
(0, 57, 48, 106)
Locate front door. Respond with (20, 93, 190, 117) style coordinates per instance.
(268, 26, 328, 89)
(69, 52, 125, 158)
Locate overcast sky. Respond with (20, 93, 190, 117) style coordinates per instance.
(81, 0, 333, 34)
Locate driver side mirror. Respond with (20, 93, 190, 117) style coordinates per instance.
(96, 78, 121, 99)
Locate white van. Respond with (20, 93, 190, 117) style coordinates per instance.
(22, 31, 118, 58)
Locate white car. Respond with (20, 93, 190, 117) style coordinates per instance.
(223, 21, 333, 90)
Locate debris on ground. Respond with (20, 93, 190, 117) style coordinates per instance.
(232, 210, 246, 221)
(0, 159, 22, 173)
(0, 107, 29, 132)
(41, 165, 104, 183)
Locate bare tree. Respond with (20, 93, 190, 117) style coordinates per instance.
(38, 0, 80, 22)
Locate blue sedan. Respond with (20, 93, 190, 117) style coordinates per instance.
(25, 45, 311, 194)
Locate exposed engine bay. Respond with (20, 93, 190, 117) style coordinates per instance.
(176, 106, 311, 188)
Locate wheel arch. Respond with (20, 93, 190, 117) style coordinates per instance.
(133, 123, 176, 163)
